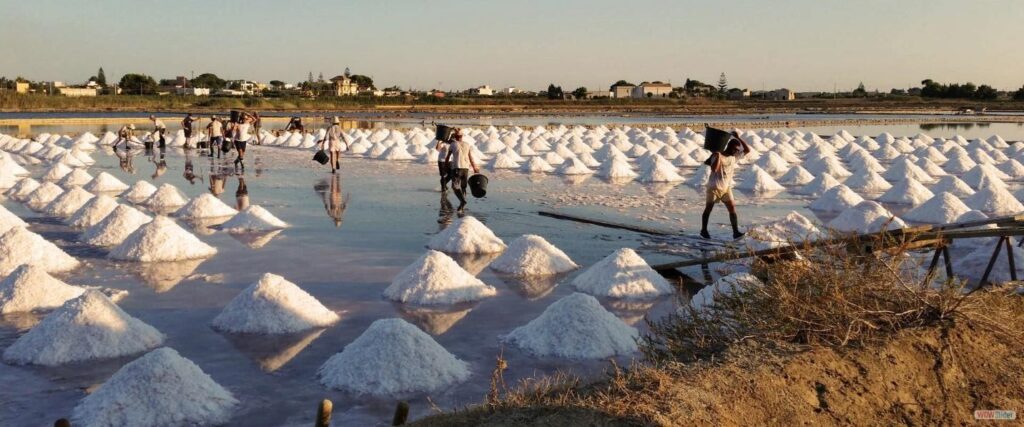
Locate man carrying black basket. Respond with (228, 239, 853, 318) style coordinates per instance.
(444, 129, 479, 213)
(700, 129, 751, 240)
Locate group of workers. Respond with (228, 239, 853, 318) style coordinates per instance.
(114, 111, 260, 170)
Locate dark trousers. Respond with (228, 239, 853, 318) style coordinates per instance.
(156, 129, 166, 149)
(438, 161, 451, 189)
(450, 168, 469, 205)
(209, 137, 223, 157)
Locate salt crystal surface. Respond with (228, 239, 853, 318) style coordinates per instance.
(571, 248, 673, 299)
(318, 318, 471, 395)
(71, 347, 238, 427)
(689, 273, 763, 314)
(0, 264, 85, 314)
(384, 250, 496, 305)
(793, 173, 840, 196)
(0, 226, 80, 276)
(57, 169, 94, 188)
(175, 193, 238, 219)
(489, 234, 579, 276)
(878, 178, 934, 205)
(963, 186, 1024, 216)
(428, 216, 506, 254)
(144, 183, 188, 208)
(809, 185, 864, 212)
(43, 186, 95, 218)
(83, 172, 130, 193)
(66, 195, 119, 228)
(0, 204, 27, 234)
(24, 182, 65, 211)
(503, 292, 638, 359)
(902, 192, 971, 224)
(5, 177, 40, 201)
(3, 290, 163, 366)
(121, 180, 158, 203)
(212, 272, 339, 334)
(827, 201, 907, 233)
(108, 216, 217, 262)
(82, 204, 152, 246)
(219, 205, 288, 231)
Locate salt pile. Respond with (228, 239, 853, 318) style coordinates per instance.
(108, 216, 217, 262)
(519, 157, 555, 173)
(793, 173, 840, 196)
(66, 194, 119, 228)
(489, 234, 579, 276)
(43, 186, 95, 218)
(384, 250, 496, 305)
(41, 163, 73, 181)
(963, 186, 1024, 216)
(571, 248, 674, 299)
(0, 226, 80, 275)
(878, 178, 934, 205)
(144, 183, 188, 208)
(689, 273, 764, 315)
(954, 244, 1024, 285)
(83, 172, 130, 193)
(428, 216, 506, 254)
(2, 290, 163, 366)
(503, 292, 638, 359)
(638, 159, 684, 183)
(778, 165, 815, 185)
(6, 177, 40, 201)
(903, 192, 971, 224)
(82, 204, 152, 246)
(930, 175, 976, 198)
(71, 347, 238, 427)
(212, 273, 339, 334)
(555, 157, 594, 175)
(0, 169, 18, 189)
(486, 153, 520, 170)
(844, 170, 892, 192)
(0, 204, 27, 234)
(175, 193, 238, 219)
(827, 201, 907, 233)
(745, 211, 822, 249)
(318, 318, 471, 395)
(57, 169, 94, 188)
(734, 165, 785, 192)
(0, 265, 85, 314)
(596, 157, 638, 179)
(808, 185, 864, 212)
(121, 180, 158, 203)
(962, 165, 1009, 189)
(24, 182, 65, 211)
(219, 205, 288, 232)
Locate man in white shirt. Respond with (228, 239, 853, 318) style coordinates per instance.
(700, 132, 751, 239)
(206, 116, 223, 158)
(444, 129, 479, 212)
(149, 115, 166, 150)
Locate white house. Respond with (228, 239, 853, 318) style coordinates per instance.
(468, 85, 494, 96)
(176, 87, 210, 96)
(59, 87, 98, 97)
(632, 81, 673, 98)
(502, 87, 520, 95)
(610, 83, 635, 99)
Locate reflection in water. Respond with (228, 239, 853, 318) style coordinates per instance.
(150, 147, 167, 179)
(919, 122, 990, 132)
(183, 149, 202, 186)
(398, 304, 474, 335)
(235, 177, 249, 210)
(606, 299, 656, 325)
(562, 174, 590, 186)
(644, 182, 679, 197)
(185, 217, 228, 236)
(229, 229, 283, 249)
(134, 259, 205, 293)
(448, 252, 501, 275)
(313, 174, 348, 227)
(115, 147, 137, 174)
(498, 274, 561, 300)
(222, 328, 326, 372)
(437, 192, 455, 225)
(209, 169, 225, 196)
(0, 312, 44, 331)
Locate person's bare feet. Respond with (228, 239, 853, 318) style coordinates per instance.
(700, 230, 711, 239)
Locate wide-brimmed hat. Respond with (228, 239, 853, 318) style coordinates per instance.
(332, 117, 340, 124)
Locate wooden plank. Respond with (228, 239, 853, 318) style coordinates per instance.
(538, 211, 678, 236)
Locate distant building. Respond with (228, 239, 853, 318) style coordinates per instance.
(217, 89, 246, 96)
(610, 83, 635, 99)
(502, 87, 520, 95)
(59, 87, 99, 97)
(727, 88, 750, 100)
(586, 90, 612, 99)
(632, 81, 672, 98)
(766, 88, 795, 101)
(429, 90, 446, 98)
(50, 81, 66, 88)
(15, 82, 29, 94)
(330, 75, 358, 96)
(468, 85, 494, 96)
(176, 87, 210, 96)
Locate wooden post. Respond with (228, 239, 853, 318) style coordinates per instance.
(392, 401, 410, 426)
(316, 399, 332, 427)
(978, 236, 1007, 289)
(1006, 237, 1018, 281)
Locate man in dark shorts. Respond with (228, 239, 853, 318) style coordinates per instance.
(149, 115, 167, 150)
(182, 113, 198, 149)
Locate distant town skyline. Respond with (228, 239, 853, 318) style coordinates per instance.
(4, 0, 1024, 92)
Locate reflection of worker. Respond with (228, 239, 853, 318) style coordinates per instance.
(700, 133, 751, 240)
(151, 149, 167, 179)
(209, 172, 225, 196)
(320, 174, 347, 227)
(183, 149, 201, 185)
(114, 124, 135, 150)
(116, 147, 135, 174)
(235, 176, 249, 210)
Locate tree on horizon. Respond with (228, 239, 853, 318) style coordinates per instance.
(96, 67, 106, 86)
(718, 73, 728, 93)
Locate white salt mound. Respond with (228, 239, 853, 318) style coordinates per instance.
(903, 192, 971, 224)
(219, 205, 288, 232)
(318, 318, 471, 395)
(83, 172, 130, 193)
(689, 273, 764, 315)
(212, 272, 339, 334)
(878, 178, 934, 206)
(0, 204, 28, 234)
(963, 186, 1024, 216)
(745, 211, 823, 250)
(0, 226, 80, 276)
(66, 195, 119, 228)
(503, 292, 638, 359)
(24, 182, 65, 211)
(121, 180, 158, 203)
(42, 163, 73, 182)
(57, 169, 94, 188)
(571, 248, 674, 299)
(827, 201, 907, 233)
(734, 165, 785, 192)
(144, 183, 187, 208)
(6, 177, 40, 201)
(0, 264, 85, 314)
(82, 204, 152, 246)
(489, 234, 579, 276)
(43, 186, 95, 218)
(71, 347, 238, 427)
(2, 290, 163, 366)
(175, 193, 238, 219)
(384, 250, 496, 305)
(428, 216, 506, 254)
(808, 185, 863, 212)
(108, 216, 217, 262)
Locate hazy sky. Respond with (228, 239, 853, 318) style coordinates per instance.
(4, 0, 1023, 92)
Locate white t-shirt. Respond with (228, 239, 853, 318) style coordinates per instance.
(436, 141, 449, 162)
(235, 123, 252, 142)
(708, 152, 742, 191)
(210, 120, 223, 137)
(326, 124, 344, 152)
(153, 119, 166, 131)
(449, 141, 473, 169)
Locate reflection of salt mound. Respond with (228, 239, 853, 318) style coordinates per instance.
(136, 259, 204, 293)
(734, 165, 785, 192)
(24, 182, 65, 211)
(228, 229, 282, 249)
(571, 248, 674, 299)
(71, 347, 238, 427)
(82, 204, 152, 246)
(384, 250, 496, 305)
(212, 273, 339, 334)
(878, 178, 934, 206)
(689, 273, 763, 314)
(503, 293, 638, 359)
(66, 195, 119, 228)
(318, 318, 471, 395)
(0, 204, 27, 234)
(0, 226, 80, 275)
(490, 234, 578, 276)
(963, 186, 1024, 216)
(220, 205, 288, 232)
(144, 183, 188, 208)
(0, 265, 84, 314)
(827, 201, 907, 233)
(44, 186, 95, 218)
(3, 291, 163, 366)
(903, 192, 971, 224)
(428, 216, 506, 254)
(399, 306, 472, 335)
(175, 193, 238, 219)
(109, 216, 217, 262)
(122, 180, 158, 203)
(84, 172, 130, 193)
(809, 185, 864, 212)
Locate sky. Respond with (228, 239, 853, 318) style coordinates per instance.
(3, 0, 1024, 92)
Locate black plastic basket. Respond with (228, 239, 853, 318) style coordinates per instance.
(436, 124, 456, 142)
(469, 174, 488, 198)
(704, 125, 734, 152)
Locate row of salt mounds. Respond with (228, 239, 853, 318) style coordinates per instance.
(71, 347, 238, 427)
(212, 273, 339, 334)
(0, 226, 80, 275)
(571, 248, 674, 299)
(108, 216, 217, 262)
(175, 193, 238, 219)
(827, 201, 907, 233)
(44, 186, 95, 218)
(0, 204, 28, 234)
(83, 171, 130, 193)
(317, 318, 471, 395)
(122, 180, 158, 204)
(219, 205, 288, 231)
(502, 292, 638, 359)
(82, 205, 152, 246)
(6, 177, 41, 201)
(24, 181, 65, 211)
(428, 216, 506, 254)
(2, 291, 163, 366)
(384, 250, 496, 305)
(66, 194, 119, 228)
(902, 192, 971, 224)
(0, 265, 86, 313)
(489, 235, 579, 276)
(144, 183, 188, 209)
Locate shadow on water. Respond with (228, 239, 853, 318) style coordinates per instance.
(395, 302, 478, 336)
